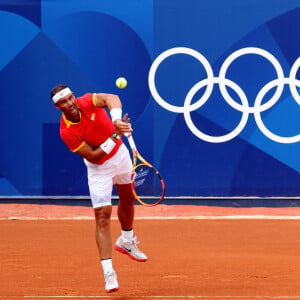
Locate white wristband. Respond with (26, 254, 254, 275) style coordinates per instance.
(100, 138, 116, 154)
(110, 108, 122, 123)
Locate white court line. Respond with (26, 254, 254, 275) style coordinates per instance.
(8, 295, 300, 299)
(1, 295, 300, 299)
(1, 215, 300, 221)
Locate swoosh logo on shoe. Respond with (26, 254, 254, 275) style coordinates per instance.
(123, 246, 131, 253)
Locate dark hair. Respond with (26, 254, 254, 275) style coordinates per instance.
(50, 84, 69, 99)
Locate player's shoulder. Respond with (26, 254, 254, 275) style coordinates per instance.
(76, 92, 93, 103)
(76, 93, 95, 110)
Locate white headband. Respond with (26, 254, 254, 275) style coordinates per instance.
(52, 87, 72, 103)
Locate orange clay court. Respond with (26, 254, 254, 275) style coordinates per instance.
(0, 203, 300, 300)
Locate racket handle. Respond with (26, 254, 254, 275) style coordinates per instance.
(126, 134, 137, 151)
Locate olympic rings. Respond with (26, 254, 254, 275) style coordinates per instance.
(148, 47, 300, 144)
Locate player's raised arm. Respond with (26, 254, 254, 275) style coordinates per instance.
(94, 93, 131, 136)
(93, 93, 122, 111)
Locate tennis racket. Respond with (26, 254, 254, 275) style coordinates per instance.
(126, 133, 165, 207)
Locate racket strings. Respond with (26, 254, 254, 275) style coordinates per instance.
(132, 164, 164, 206)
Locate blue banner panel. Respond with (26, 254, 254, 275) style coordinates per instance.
(0, 0, 299, 197)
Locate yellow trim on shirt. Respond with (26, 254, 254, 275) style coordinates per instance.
(72, 141, 86, 152)
(62, 112, 81, 128)
(92, 93, 97, 106)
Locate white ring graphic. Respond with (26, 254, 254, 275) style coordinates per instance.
(289, 56, 300, 105)
(148, 47, 214, 113)
(184, 78, 249, 143)
(219, 47, 284, 113)
(254, 78, 300, 143)
(148, 47, 300, 144)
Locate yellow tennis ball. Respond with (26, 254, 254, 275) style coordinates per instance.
(116, 77, 127, 89)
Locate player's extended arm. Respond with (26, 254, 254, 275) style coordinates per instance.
(75, 133, 120, 164)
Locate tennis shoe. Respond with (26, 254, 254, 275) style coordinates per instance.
(114, 236, 147, 262)
(104, 270, 119, 293)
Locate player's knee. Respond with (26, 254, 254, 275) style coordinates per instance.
(117, 186, 135, 205)
(118, 199, 134, 210)
(94, 206, 112, 229)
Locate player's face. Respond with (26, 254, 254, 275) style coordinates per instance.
(56, 93, 79, 118)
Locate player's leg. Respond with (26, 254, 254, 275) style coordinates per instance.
(94, 205, 119, 293)
(115, 183, 135, 230)
(84, 159, 119, 293)
(113, 144, 135, 230)
(112, 144, 147, 262)
(114, 183, 147, 262)
(94, 205, 113, 259)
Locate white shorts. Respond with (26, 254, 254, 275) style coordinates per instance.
(84, 143, 132, 208)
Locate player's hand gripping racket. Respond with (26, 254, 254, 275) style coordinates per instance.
(126, 133, 165, 207)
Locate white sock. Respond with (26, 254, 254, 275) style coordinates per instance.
(101, 258, 114, 275)
(121, 229, 134, 243)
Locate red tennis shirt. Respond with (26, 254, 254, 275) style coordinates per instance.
(60, 93, 122, 165)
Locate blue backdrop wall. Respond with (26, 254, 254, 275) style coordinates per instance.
(0, 0, 299, 197)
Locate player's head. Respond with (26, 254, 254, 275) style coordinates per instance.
(50, 84, 78, 117)
(51, 84, 73, 103)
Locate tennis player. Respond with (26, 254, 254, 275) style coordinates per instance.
(50, 84, 147, 293)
